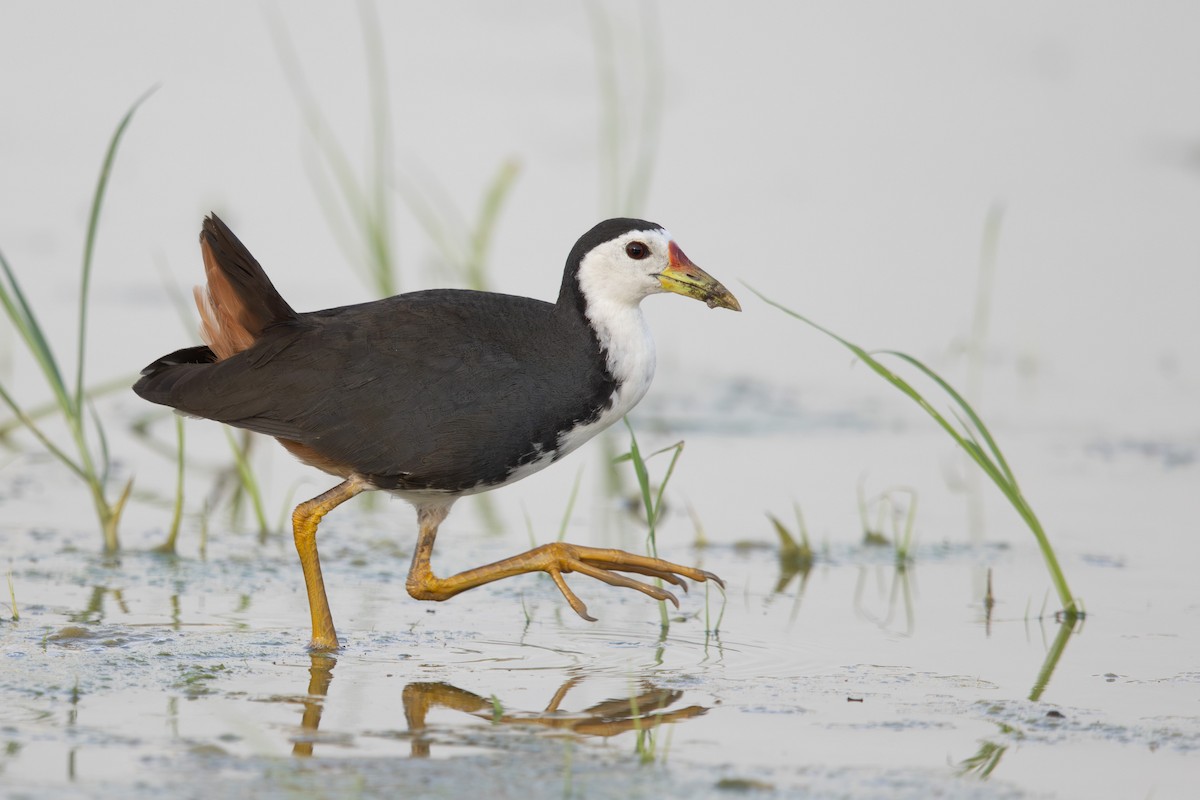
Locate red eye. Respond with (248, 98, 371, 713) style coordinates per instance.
(626, 241, 649, 260)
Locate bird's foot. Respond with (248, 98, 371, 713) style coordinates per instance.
(407, 541, 722, 622)
(543, 543, 723, 621)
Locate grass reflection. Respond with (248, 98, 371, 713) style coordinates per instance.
(957, 723, 1018, 780)
(1029, 616, 1080, 702)
(958, 617, 1079, 780)
(853, 564, 916, 638)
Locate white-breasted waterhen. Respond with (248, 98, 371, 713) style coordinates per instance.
(134, 215, 740, 650)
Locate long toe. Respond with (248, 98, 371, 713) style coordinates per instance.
(569, 560, 682, 608)
(535, 542, 721, 616)
(566, 545, 722, 588)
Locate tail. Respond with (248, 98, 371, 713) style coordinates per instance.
(132, 345, 217, 406)
(195, 214, 297, 360)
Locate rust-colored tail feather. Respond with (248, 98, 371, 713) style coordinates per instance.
(195, 214, 297, 360)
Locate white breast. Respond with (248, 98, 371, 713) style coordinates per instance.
(554, 295, 656, 459)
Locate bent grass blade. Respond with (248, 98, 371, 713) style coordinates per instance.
(749, 286, 1080, 619)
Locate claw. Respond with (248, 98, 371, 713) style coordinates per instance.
(570, 561, 677, 606)
(586, 560, 689, 589)
(550, 568, 596, 621)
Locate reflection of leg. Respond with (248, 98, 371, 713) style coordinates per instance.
(399, 677, 711, 743)
(402, 682, 491, 759)
(586, 685, 683, 719)
(406, 503, 723, 621)
(572, 702, 708, 737)
(293, 653, 336, 758)
(401, 682, 434, 759)
(292, 478, 366, 650)
(544, 676, 585, 713)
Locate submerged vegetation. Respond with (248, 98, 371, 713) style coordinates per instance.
(750, 287, 1081, 620)
(0, 91, 152, 551)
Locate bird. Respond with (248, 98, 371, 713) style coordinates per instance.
(134, 214, 740, 650)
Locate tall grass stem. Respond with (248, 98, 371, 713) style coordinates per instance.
(0, 89, 153, 550)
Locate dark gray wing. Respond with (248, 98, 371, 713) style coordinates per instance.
(136, 289, 614, 491)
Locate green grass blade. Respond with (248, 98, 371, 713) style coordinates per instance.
(6, 570, 17, 621)
(650, 442, 685, 529)
(556, 466, 585, 543)
(1028, 619, 1076, 701)
(105, 477, 134, 551)
(0, 248, 73, 413)
(224, 429, 270, 536)
(359, 0, 396, 296)
(268, 14, 366, 216)
(395, 175, 464, 280)
(621, 418, 670, 629)
(268, 7, 392, 296)
(158, 415, 186, 554)
(0, 381, 86, 479)
(0, 92, 151, 550)
(87, 401, 112, 486)
(749, 284, 1079, 618)
(768, 514, 801, 558)
(522, 503, 536, 548)
(0, 374, 134, 441)
(466, 158, 521, 291)
(621, 418, 655, 538)
(880, 349, 1017, 487)
(76, 87, 156, 416)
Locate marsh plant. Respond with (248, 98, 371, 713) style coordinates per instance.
(767, 503, 816, 576)
(223, 428, 270, 538)
(856, 481, 918, 563)
(6, 570, 17, 621)
(150, 416, 186, 554)
(0, 92, 152, 550)
(751, 288, 1081, 619)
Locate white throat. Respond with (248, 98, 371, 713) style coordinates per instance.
(552, 272, 657, 459)
(585, 293, 657, 414)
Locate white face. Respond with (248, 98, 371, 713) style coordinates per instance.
(575, 228, 675, 310)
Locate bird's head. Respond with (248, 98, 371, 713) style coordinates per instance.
(565, 218, 741, 313)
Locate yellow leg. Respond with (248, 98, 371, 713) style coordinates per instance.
(406, 504, 723, 621)
(292, 477, 366, 650)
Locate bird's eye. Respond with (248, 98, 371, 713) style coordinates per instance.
(626, 241, 649, 260)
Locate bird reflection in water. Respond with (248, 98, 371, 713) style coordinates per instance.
(291, 654, 337, 758)
(289, 656, 707, 758)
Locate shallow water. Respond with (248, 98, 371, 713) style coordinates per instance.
(2, 2, 1199, 798)
(3, 416, 1199, 798)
